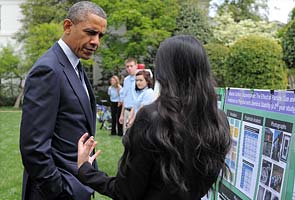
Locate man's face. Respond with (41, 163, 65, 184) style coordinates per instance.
(125, 61, 137, 76)
(64, 13, 107, 60)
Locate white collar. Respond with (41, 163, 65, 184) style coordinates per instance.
(58, 39, 80, 68)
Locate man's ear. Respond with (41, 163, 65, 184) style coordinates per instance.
(63, 19, 73, 34)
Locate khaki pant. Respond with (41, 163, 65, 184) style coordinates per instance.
(123, 109, 130, 135)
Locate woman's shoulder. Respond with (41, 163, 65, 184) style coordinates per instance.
(144, 88, 155, 94)
(142, 88, 157, 98)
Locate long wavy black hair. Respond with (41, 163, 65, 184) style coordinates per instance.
(120, 35, 231, 196)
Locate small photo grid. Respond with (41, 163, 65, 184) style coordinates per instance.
(262, 128, 290, 164)
(257, 160, 285, 199)
(257, 125, 291, 200)
(257, 188, 279, 200)
(258, 187, 278, 200)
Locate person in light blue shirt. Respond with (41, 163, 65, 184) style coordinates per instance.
(126, 70, 157, 128)
(107, 75, 123, 136)
(119, 58, 138, 134)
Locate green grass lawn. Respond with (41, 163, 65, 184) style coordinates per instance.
(0, 107, 124, 200)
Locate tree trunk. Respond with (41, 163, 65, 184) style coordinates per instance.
(13, 78, 24, 108)
(289, 74, 295, 89)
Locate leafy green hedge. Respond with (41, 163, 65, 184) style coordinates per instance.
(0, 95, 15, 106)
(205, 43, 230, 87)
(282, 19, 295, 69)
(225, 35, 288, 89)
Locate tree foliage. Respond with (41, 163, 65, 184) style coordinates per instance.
(226, 35, 288, 89)
(16, 0, 76, 41)
(289, 7, 295, 21)
(212, 12, 279, 46)
(93, 0, 179, 70)
(174, 3, 213, 44)
(204, 43, 230, 87)
(23, 23, 63, 70)
(215, 0, 268, 22)
(0, 45, 21, 78)
(0, 45, 22, 106)
(282, 19, 295, 69)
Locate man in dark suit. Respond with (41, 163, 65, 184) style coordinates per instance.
(19, 1, 107, 200)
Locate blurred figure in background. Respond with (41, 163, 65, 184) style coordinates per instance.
(108, 75, 123, 136)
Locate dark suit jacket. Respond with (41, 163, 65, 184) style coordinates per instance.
(78, 103, 219, 200)
(20, 42, 97, 200)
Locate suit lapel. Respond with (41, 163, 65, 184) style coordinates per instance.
(53, 43, 94, 135)
(81, 68, 96, 134)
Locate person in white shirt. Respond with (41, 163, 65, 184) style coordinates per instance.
(126, 70, 157, 128)
(108, 75, 123, 136)
(119, 58, 138, 134)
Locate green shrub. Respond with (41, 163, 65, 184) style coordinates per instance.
(0, 95, 15, 106)
(226, 35, 288, 89)
(205, 43, 230, 87)
(282, 19, 295, 69)
(0, 82, 18, 106)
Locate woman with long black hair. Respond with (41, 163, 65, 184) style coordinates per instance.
(77, 35, 231, 200)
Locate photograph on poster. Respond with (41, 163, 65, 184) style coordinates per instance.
(271, 130, 283, 162)
(263, 128, 273, 157)
(271, 195, 279, 200)
(260, 159, 272, 186)
(270, 164, 284, 193)
(218, 183, 243, 200)
(225, 140, 237, 183)
(257, 185, 265, 200)
(264, 190, 272, 200)
(280, 134, 290, 162)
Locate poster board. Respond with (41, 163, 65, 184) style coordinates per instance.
(216, 87, 226, 110)
(214, 88, 295, 200)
